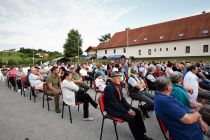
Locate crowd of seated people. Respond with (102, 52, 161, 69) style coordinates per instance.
(1, 60, 210, 140)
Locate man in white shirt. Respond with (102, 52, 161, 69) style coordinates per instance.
(29, 67, 44, 91)
(128, 67, 154, 118)
(80, 65, 94, 88)
(184, 65, 210, 100)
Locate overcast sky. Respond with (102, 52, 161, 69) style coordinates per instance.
(0, 0, 209, 53)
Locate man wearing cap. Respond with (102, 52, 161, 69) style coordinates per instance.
(104, 71, 153, 140)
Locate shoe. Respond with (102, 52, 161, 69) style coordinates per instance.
(83, 117, 94, 121)
(47, 97, 53, 100)
(32, 93, 37, 97)
(55, 108, 61, 113)
(139, 105, 150, 118)
(143, 135, 153, 140)
(18, 89, 21, 92)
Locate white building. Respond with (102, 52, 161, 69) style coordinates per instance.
(95, 12, 210, 59)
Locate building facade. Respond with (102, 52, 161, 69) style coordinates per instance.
(95, 12, 210, 58)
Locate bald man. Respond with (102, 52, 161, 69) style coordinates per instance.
(29, 67, 44, 95)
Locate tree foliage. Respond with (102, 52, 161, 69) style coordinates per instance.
(98, 33, 111, 43)
(63, 29, 83, 58)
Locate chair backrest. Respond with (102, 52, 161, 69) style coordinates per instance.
(98, 94, 105, 116)
(156, 115, 171, 140)
(20, 76, 27, 86)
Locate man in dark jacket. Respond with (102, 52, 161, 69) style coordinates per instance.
(104, 71, 153, 140)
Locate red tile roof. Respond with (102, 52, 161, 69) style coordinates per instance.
(84, 46, 96, 52)
(95, 12, 210, 50)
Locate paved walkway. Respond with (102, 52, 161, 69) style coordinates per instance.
(0, 81, 164, 140)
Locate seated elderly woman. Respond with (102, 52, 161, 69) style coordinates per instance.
(170, 71, 210, 126)
(61, 71, 98, 121)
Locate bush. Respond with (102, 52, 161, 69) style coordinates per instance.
(0, 58, 2, 68)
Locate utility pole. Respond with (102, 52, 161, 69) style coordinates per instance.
(78, 38, 79, 64)
(33, 49, 34, 65)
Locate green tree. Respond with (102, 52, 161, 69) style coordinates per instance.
(0, 58, 2, 68)
(63, 29, 83, 58)
(98, 33, 111, 43)
(7, 59, 16, 66)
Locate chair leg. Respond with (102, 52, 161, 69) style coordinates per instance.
(95, 92, 97, 102)
(68, 106, 72, 124)
(21, 87, 23, 95)
(78, 105, 80, 112)
(47, 96, 50, 111)
(30, 89, 32, 100)
(100, 118, 105, 140)
(42, 94, 45, 108)
(62, 102, 64, 118)
(113, 121, 119, 140)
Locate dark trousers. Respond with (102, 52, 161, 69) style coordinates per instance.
(130, 90, 154, 111)
(84, 76, 94, 88)
(76, 93, 98, 118)
(119, 107, 146, 140)
(200, 106, 210, 126)
(16, 80, 21, 89)
(9, 77, 16, 90)
(198, 90, 210, 100)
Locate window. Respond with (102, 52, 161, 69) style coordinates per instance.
(185, 46, 190, 53)
(159, 36, 164, 40)
(160, 48, 162, 51)
(154, 48, 156, 52)
(203, 45, 208, 52)
(139, 50, 141, 55)
(105, 50, 107, 54)
(144, 37, 148, 41)
(123, 48, 126, 53)
(148, 49, 151, 55)
(166, 48, 168, 51)
(174, 47, 176, 51)
(114, 49, 116, 54)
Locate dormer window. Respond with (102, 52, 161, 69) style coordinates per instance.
(203, 29, 208, 34)
(144, 37, 148, 41)
(179, 33, 184, 37)
(159, 36, 164, 40)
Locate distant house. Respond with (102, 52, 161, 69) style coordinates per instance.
(84, 46, 97, 58)
(35, 52, 49, 57)
(95, 12, 210, 59)
(3, 49, 16, 53)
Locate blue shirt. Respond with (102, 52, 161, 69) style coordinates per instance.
(155, 92, 203, 140)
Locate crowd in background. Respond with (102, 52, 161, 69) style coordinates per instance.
(1, 60, 210, 140)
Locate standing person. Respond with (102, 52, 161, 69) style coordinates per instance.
(16, 66, 26, 92)
(46, 66, 61, 113)
(104, 71, 153, 140)
(1, 65, 8, 83)
(61, 71, 98, 121)
(154, 76, 208, 140)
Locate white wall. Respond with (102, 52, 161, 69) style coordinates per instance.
(97, 38, 210, 58)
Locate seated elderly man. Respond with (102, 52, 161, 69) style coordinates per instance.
(104, 71, 153, 140)
(155, 76, 208, 140)
(128, 67, 154, 118)
(29, 67, 44, 96)
(145, 66, 157, 90)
